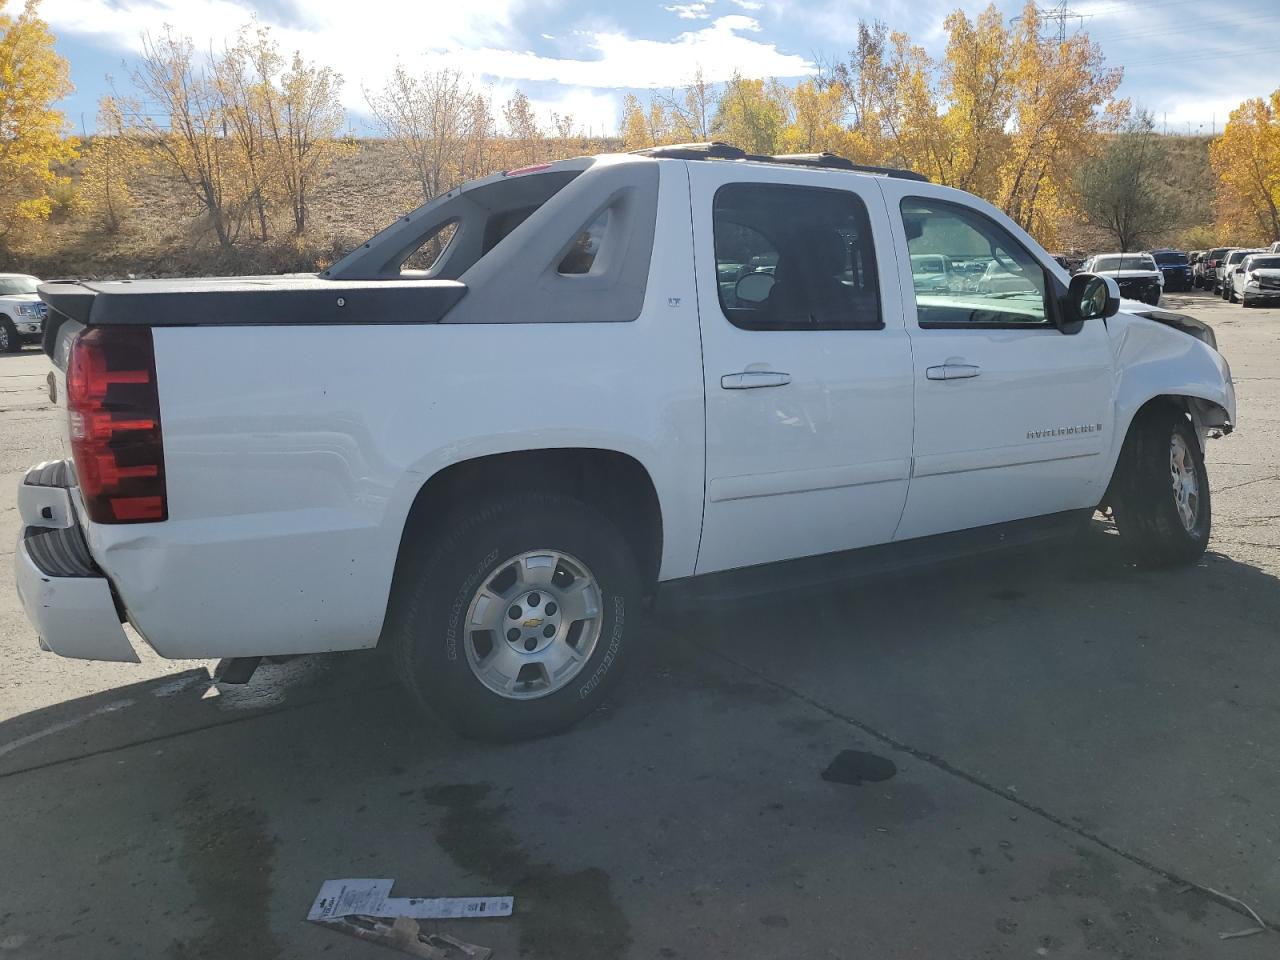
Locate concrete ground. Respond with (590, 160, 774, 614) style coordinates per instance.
(0, 289, 1276, 959)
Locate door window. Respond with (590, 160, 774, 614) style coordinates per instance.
(713, 183, 881, 331)
(900, 198, 1051, 327)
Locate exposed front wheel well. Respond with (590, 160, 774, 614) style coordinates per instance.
(1103, 394, 1229, 507)
(392, 448, 663, 596)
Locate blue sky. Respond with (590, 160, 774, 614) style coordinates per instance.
(13, 0, 1280, 138)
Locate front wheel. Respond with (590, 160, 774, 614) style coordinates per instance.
(387, 492, 641, 741)
(0, 318, 20, 353)
(1111, 406, 1210, 567)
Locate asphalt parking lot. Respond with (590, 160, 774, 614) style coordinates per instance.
(0, 289, 1277, 959)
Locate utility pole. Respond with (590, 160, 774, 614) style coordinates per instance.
(1011, 0, 1084, 42)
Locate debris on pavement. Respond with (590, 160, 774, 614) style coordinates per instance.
(1203, 885, 1269, 941)
(307, 878, 513, 921)
(318, 915, 493, 959)
(307, 880, 512, 957)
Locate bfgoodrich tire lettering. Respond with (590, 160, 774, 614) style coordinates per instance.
(387, 492, 640, 741)
(1112, 405, 1211, 567)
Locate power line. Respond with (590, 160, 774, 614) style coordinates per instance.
(1012, 0, 1085, 42)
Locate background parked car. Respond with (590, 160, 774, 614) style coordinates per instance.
(910, 253, 952, 292)
(1081, 252, 1163, 305)
(1148, 249, 1193, 291)
(1235, 252, 1280, 306)
(1204, 247, 1231, 291)
(1213, 247, 1242, 293)
(0, 274, 46, 353)
(1221, 248, 1266, 302)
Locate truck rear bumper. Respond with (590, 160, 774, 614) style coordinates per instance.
(13, 461, 139, 663)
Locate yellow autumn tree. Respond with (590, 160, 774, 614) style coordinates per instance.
(996, 2, 1123, 245)
(1210, 93, 1280, 243)
(0, 0, 76, 241)
(258, 46, 348, 236)
(938, 6, 1011, 193)
(619, 93, 651, 150)
(711, 73, 788, 154)
(778, 80, 848, 154)
(132, 28, 243, 248)
(79, 94, 150, 232)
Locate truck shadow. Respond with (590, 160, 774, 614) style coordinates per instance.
(1, 521, 1275, 776)
(0, 525, 1277, 959)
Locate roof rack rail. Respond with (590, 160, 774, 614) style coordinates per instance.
(629, 142, 928, 181)
(630, 141, 747, 160)
(768, 152, 929, 181)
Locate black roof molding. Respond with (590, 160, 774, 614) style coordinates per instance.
(631, 142, 929, 182)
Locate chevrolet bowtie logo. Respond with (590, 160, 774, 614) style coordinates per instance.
(522, 618, 543, 628)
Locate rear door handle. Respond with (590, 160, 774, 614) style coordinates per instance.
(925, 363, 981, 381)
(721, 371, 792, 389)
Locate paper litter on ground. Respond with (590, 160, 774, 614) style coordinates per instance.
(307, 878, 514, 922)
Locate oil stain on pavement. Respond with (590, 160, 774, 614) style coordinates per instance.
(422, 782, 629, 960)
(820, 749, 897, 786)
(168, 785, 280, 960)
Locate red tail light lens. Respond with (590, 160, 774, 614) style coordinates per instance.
(67, 326, 167, 523)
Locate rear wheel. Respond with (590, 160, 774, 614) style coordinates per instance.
(387, 492, 641, 741)
(1111, 405, 1210, 567)
(0, 317, 20, 353)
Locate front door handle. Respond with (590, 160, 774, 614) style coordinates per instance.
(925, 363, 981, 381)
(722, 370, 792, 389)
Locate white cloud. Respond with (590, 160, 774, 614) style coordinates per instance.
(730, 0, 763, 9)
(437, 16, 811, 88)
(32, 0, 811, 115)
(664, 2, 712, 18)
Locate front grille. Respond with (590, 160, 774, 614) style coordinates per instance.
(1117, 279, 1155, 296)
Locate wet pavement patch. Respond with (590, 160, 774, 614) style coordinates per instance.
(422, 782, 630, 960)
(167, 790, 279, 960)
(821, 750, 897, 785)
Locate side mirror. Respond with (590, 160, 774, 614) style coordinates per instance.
(1067, 273, 1119, 323)
(734, 272, 774, 304)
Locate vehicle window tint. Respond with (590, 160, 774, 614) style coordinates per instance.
(558, 208, 610, 275)
(900, 198, 1049, 327)
(713, 183, 881, 331)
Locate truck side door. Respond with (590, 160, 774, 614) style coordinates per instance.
(881, 187, 1116, 540)
(688, 163, 915, 574)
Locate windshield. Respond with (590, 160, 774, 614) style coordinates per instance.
(0, 277, 38, 296)
(1093, 255, 1155, 272)
(1247, 256, 1280, 270)
(1151, 251, 1187, 265)
(1209, 248, 1229, 259)
(1226, 250, 1261, 265)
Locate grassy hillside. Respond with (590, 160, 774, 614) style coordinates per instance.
(0, 133, 1216, 280)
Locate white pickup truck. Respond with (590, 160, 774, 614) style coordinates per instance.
(16, 144, 1235, 740)
(0, 273, 47, 352)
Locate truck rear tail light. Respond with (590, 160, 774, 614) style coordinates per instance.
(67, 326, 167, 523)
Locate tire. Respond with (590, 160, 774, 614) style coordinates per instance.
(0, 317, 20, 353)
(386, 492, 641, 741)
(1110, 405, 1210, 567)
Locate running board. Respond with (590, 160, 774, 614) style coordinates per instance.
(659, 509, 1092, 609)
